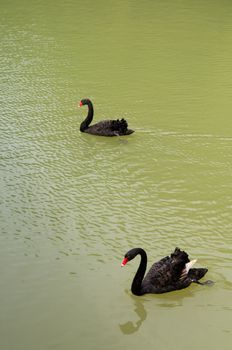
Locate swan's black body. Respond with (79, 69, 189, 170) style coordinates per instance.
(79, 98, 134, 136)
(121, 248, 208, 296)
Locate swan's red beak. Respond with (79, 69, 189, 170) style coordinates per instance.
(121, 257, 128, 267)
(79, 101, 83, 107)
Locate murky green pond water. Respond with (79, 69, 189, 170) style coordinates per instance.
(1, 0, 232, 349)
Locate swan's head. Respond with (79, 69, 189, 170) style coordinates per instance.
(79, 98, 92, 107)
(121, 248, 143, 267)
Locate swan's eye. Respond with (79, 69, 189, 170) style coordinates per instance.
(121, 257, 129, 267)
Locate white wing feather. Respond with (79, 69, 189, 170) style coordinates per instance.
(180, 259, 197, 279)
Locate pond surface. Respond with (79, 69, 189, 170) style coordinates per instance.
(0, 1, 232, 349)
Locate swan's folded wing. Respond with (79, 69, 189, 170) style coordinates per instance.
(110, 119, 128, 132)
(143, 256, 188, 288)
(143, 256, 174, 288)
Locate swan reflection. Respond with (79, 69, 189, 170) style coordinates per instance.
(119, 293, 147, 335)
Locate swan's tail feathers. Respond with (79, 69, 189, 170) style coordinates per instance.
(111, 118, 134, 135)
(188, 268, 208, 281)
(180, 259, 197, 280)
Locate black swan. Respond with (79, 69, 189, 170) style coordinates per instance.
(121, 247, 210, 295)
(79, 98, 134, 136)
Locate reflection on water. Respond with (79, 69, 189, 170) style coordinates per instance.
(119, 291, 147, 335)
(119, 280, 217, 335)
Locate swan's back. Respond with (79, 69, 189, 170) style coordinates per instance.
(84, 119, 134, 136)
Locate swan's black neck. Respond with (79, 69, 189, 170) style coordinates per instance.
(131, 248, 147, 296)
(80, 100, 94, 132)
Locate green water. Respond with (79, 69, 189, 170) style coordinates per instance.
(1, 0, 232, 349)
